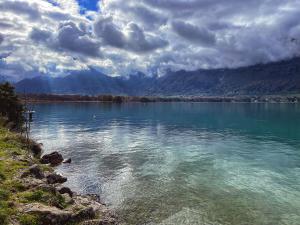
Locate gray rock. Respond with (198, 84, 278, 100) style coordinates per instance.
(22, 203, 72, 225)
(72, 207, 95, 222)
(31, 143, 43, 158)
(29, 165, 45, 179)
(21, 165, 44, 179)
(40, 152, 64, 166)
(46, 173, 67, 184)
(58, 187, 73, 197)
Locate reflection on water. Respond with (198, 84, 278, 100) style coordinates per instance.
(31, 103, 300, 225)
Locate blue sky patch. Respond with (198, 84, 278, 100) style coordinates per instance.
(77, 0, 99, 13)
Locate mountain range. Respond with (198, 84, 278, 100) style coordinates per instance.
(13, 57, 300, 96)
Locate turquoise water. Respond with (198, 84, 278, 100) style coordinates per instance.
(31, 103, 300, 225)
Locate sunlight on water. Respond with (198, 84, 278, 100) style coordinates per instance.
(30, 103, 300, 225)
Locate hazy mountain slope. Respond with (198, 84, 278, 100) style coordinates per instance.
(0, 75, 13, 83)
(148, 57, 300, 96)
(16, 69, 126, 95)
(15, 57, 300, 96)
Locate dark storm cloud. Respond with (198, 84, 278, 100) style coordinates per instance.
(56, 21, 101, 57)
(94, 17, 168, 53)
(0, 1, 41, 21)
(172, 21, 216, 46)
(94, 17, 126, 48)
(30, 22, 101, 57)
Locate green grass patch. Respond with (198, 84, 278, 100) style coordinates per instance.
(0, 125, 35, 224)
(18, 214, 39, 225)
(0, 189, 9, 201)
(19, 189, 68, 209)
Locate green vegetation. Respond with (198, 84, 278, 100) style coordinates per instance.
(0, 82, 25, 130)
(0, 126, 57, 225)
(0, 122, 86, 225)
(20, 93, 300, 103)
(0, 83, 69, 224)
(19, 189, 67, 209)
(0, 127, 26, 224)
(19, 214, 39, 225)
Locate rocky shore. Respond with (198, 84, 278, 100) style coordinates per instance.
(0, 125, 118, 225)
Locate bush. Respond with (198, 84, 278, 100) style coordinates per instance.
(0, 82, 24, 129)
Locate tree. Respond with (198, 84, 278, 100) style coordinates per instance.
(0, 82, 24, 129)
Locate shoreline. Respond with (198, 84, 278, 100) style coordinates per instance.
(20, 93, 300, 104)
(0, 124, 118, 225)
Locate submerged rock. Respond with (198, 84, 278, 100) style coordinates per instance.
(40, 152, 64, 166)
(46, 173, 67, 184)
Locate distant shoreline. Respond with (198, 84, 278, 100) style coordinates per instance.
(20, 94, 300, 104)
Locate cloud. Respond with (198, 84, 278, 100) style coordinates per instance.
(1, 0, 300, 79)
(172, 21, 216, 46)
(94, 17, 168, 53)
(0, 0, 41, 21)
(130, 5, 167, 28)
(125, 22, 168, 53)
(94, 17, 126, 48)
(56, 21, 101, 57)
(29, 22, 101, 58)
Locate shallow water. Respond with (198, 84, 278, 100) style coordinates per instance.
(30, 102, 300, 225)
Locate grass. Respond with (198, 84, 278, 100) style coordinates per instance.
(18, 189, 67, 209)
(0, 125, 65, 224)
(18, 214, 39, 225)
(0, 126, 28, 225)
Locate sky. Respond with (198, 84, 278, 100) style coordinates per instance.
(0, 0, 300, 80)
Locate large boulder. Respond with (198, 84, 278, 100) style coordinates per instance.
(40, 152, 63, 166)
(46, 173, 67, 184)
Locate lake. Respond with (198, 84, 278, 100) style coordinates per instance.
(30, 102, 300, 225)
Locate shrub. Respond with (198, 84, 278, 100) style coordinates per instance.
(0, 82, 24, 129)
